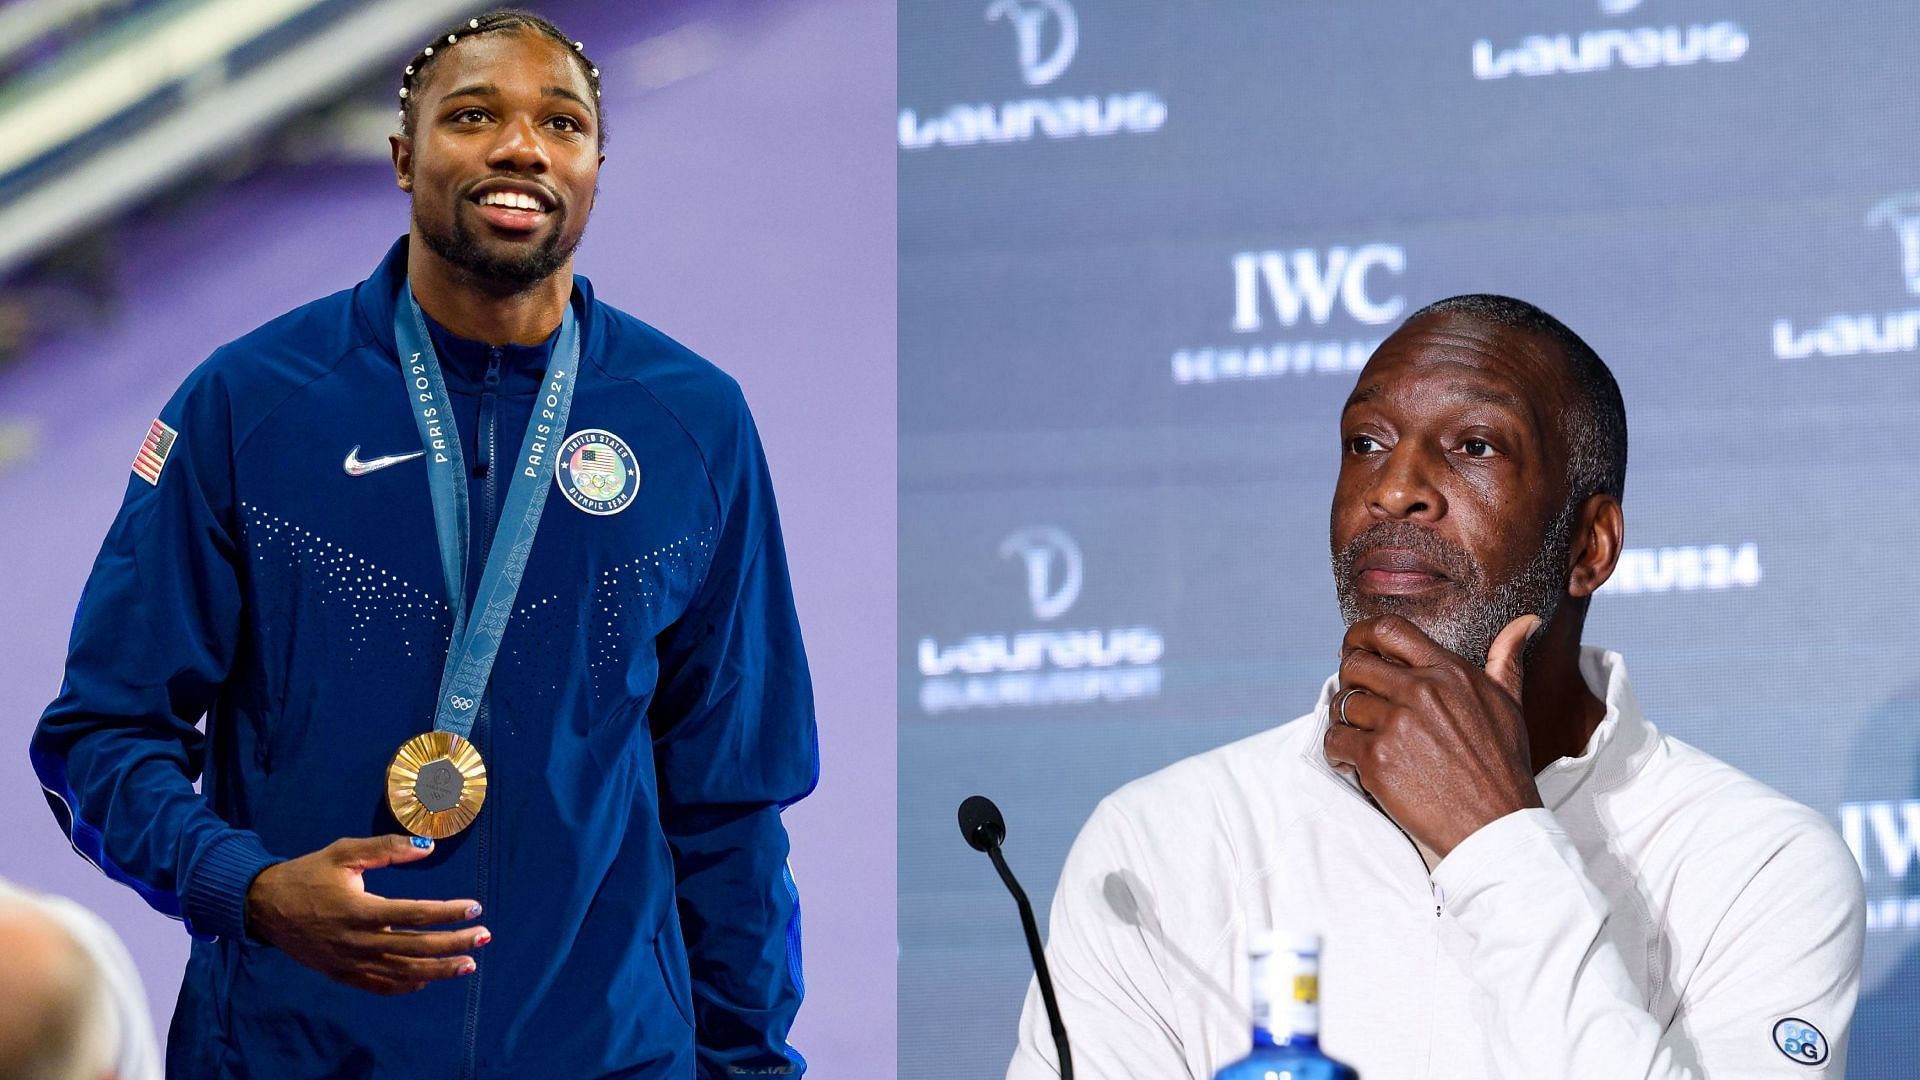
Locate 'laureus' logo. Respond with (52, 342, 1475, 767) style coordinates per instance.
(1867, 194, 1920, 296)
(998, 526, 1083, 621)
(986, 0, 1078, 87)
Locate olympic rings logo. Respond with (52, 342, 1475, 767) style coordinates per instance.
(448, 695, 475, 710)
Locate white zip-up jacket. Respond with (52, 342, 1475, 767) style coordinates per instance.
(1007, 648, 1865, 1079)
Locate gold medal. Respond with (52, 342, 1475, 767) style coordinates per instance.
(386, 731, 488, 839)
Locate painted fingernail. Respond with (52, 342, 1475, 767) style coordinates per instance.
(411, 837, 432, 849)
(466, 904, 483, 919)
(474, 930, 492, 946)
(459, 961, 477, 975)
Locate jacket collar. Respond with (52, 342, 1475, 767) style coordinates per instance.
(351, 234, 603, 392)
(423, 313, 555, 395)
(1301, 646, 1661, 811)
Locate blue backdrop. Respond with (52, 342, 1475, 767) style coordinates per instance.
(898, 2, 1920, 1076)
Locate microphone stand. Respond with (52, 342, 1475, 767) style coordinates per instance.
(987, 843, 1074, 1080)
(961, 795, 1074, 1080)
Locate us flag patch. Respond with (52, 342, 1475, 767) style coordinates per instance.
(131, 419, 177, 485)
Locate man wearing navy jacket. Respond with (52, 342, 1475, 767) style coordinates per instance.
(30, 11, 816, 1078)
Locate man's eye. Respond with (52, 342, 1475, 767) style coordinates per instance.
(550, 116, 582, 132)
(1346, 435, 1383, 454)
(453, 108, 489, 123)
(1460, 438, 1497, 458)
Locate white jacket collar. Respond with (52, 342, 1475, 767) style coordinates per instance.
(1302, 645, 1660, 810)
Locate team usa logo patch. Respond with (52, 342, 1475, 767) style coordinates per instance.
(1772, 1017, 1828, 1065)
(554, 428, 639, 516)
(131, 418, 177, 485)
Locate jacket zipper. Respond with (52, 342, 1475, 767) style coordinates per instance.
(1305, 744, 1443, 916)
(461, 347, 502, 1080)
(1308, 728, 1444, 1074)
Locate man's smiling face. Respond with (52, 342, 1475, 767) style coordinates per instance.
(1329, 311, 1582, 667)
(393, 28, 601, 290)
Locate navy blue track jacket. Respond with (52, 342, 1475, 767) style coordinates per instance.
(31, 238, 819, 1079)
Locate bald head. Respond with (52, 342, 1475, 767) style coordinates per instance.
(0, 900, 113, 1080)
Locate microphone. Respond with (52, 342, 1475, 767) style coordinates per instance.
(958, 794, 1006, 852)
(958, 795, 1073, 1080)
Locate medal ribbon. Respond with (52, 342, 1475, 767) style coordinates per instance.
(396, 284, 580, 741)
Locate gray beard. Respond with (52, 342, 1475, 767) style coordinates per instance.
(417, 207, 577, 292)
(1332, 501, 1577, 669)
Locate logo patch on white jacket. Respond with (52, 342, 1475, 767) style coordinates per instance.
(1772, 1017, 1827, 1065)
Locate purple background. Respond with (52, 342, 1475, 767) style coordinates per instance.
(0, 0, 895, 1073)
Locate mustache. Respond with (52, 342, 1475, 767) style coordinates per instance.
(1335, 520, 1477, 583)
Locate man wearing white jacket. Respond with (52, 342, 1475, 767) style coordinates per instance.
(1008, 294, 1865, 1079)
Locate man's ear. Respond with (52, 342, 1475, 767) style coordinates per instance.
(1566, 493, 1623, 600)
(391, 133, 414, 193)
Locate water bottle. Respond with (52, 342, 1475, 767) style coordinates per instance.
(1211, 930, 1359, 1080)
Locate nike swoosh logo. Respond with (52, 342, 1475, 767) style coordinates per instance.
(343, 446, 426, 477)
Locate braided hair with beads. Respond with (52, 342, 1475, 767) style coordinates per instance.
(396, 10, 605, 149)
